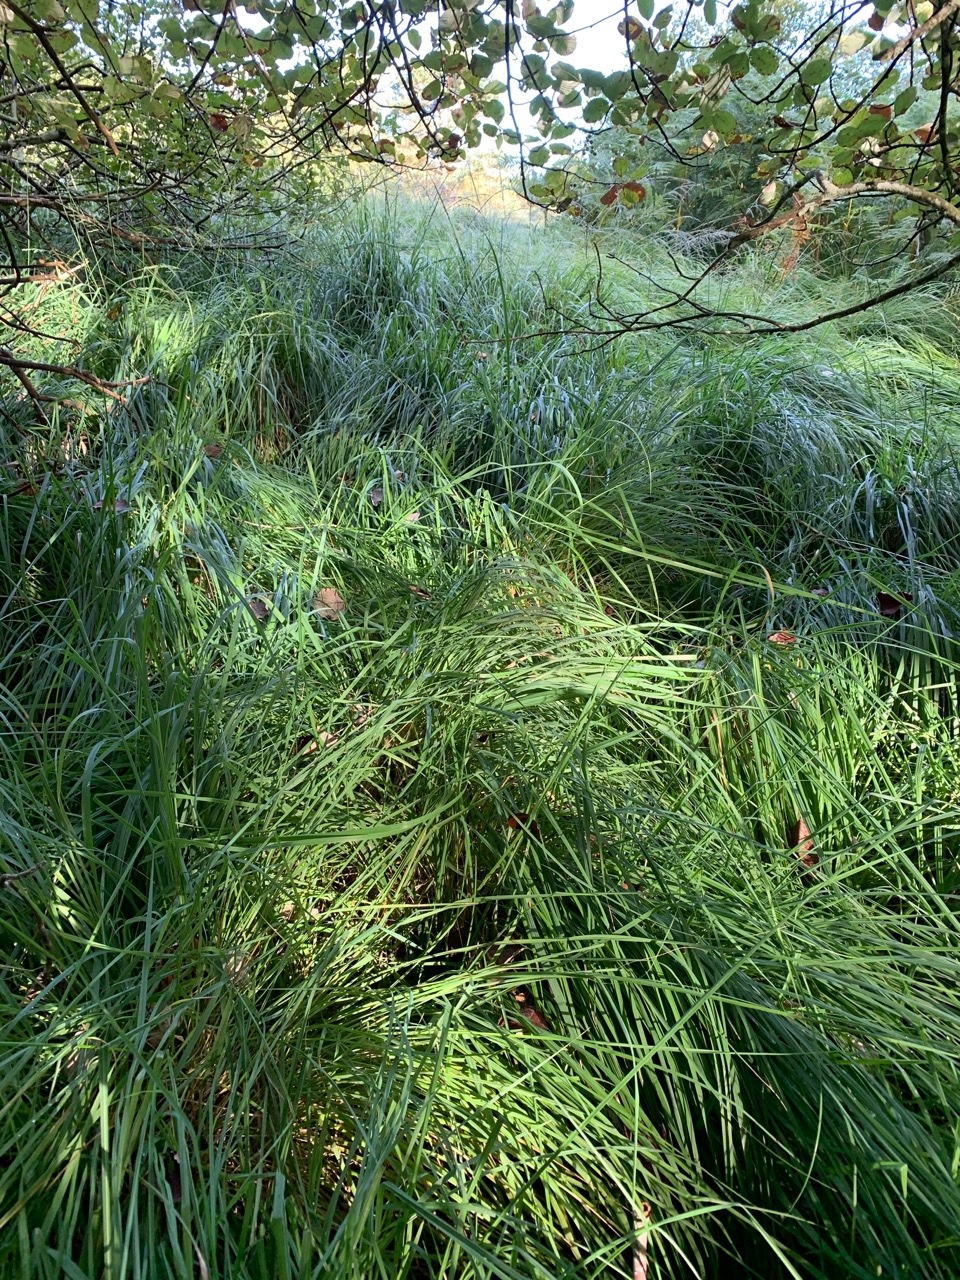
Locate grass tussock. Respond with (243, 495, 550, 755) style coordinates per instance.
(2, 197, 960, 1279)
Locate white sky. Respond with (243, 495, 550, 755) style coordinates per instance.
(566, 3, 632, 74)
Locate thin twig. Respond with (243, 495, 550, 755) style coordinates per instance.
(2, 863, 41, 888)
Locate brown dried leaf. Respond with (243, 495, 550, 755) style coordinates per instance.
(506, 993, 552, 1034)
(247, 597, 269, 622)
(508, 991, 551, 1031)
(507, 812, 540, 838)
(367, 486, 383, 507)
(293, 729, 337, 754)
(876, 590, 912, 618)
(767, 630, 797, 646)
(203, 443, 222, 459)
(788, 817, 817, 868)
(313, 587, 346, 619)
(633, 1201, 651, 1280)
(600, 180, 647, 206)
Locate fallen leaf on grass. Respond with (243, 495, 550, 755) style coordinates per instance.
(485, 942, 525, 967)
(876, 590, 913, 619)
(367, 486, 383, 507)
(505, 990, 551, 1032)
(767, 630, 796, 646)
(788, 817, 817, 868)
(313, 587, 346, 619)
(247, 597, 269, 622)
(633, 1201, 651, 1280)
(507, 812, 540, 838)
(294, 731, 337, 755)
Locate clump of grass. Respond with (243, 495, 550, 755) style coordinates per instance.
(2, 199, 960, 1279)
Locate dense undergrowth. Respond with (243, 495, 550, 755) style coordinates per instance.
(2, 198, 960, 1278)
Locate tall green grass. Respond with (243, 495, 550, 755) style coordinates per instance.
(2, 198, 960, 1278)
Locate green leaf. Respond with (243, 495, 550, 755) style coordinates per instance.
(703, 0, 717, 24)
(549, 33, 576, 54)
(521, 52, 546, 87)
(727, 52, 750, 80)
(31, 0, 65, 21)
(700, 106, 737, 139)
(801, 57, 833, 86)
(750, 46, 778, 76)
(603, 70, 633, 100)
(526, 13, 558, 37)
(894, 85, 917, 116)
(582, 97, 609, 124)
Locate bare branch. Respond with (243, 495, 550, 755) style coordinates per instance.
(874, 0, 960, 61)
(6, 1, 120, 157)
(0, 128, 67, 153)
(0, 347, 149, 403)
(1, 863, 41, 888)
(798, 177, 960, 226)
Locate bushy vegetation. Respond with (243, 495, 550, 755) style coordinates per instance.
(2, 197, 960, 1279)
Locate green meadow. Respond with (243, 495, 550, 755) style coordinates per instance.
(3, 194, 960, 1278)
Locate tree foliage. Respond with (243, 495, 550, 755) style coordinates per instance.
(4, 0, 960, 354)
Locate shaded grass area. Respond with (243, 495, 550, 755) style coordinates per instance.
(2, 200, 960, 1278)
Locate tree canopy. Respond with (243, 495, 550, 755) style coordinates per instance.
(3, 0, 960, 353)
